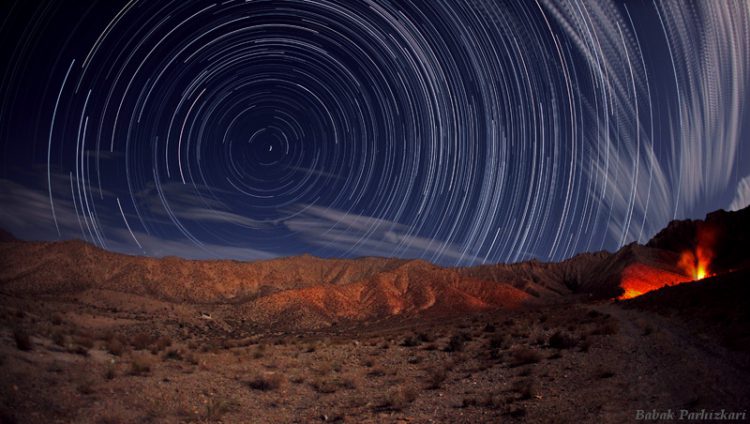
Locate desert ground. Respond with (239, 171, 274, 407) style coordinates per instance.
(1, 206, 749, 423)
(1, 276, 748, 423)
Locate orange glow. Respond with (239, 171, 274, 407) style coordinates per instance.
(620, 287, 643, 300)
(677, 229, 715, 281)
(618, 226, 716, 300)
(617, 263, 688, 300)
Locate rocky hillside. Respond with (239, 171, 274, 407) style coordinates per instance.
(1, 205, 747, 328)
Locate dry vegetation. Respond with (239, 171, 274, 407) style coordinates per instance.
(0, 281, 749, 423)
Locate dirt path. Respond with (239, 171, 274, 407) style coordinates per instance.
(590, 303, 749, 416)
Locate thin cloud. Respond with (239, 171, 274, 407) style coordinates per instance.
(283, 204, 478, 264)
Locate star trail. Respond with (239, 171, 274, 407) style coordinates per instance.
(1, 0, 748, 264)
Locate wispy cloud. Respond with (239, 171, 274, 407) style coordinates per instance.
(136, 182, 273, 229)
(106, 228, 275, 261)
(729, 176, 750, 212)
(283, 204, 477, 264)
(0, 179, 276, 261)
(0, 178, 81, 241)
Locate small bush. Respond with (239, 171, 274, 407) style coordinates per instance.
(310, 379, 338, 394)
(106, 338, 126, 356)
(13, 329, 31, 351)
(205, 397, 239, 421)
(509, 348, 541, 367)
(129, 356, 151, 376)
(380, 385, 417, 411)
(73, 334, 94, 349)
(488, 335, 507, 350)
(548, 331, 577, 349)
(444, 335, 465, 352)
(77, 380, 94, 395)
(163, 349, 182, 361)
(150, 336, 171, 354)
(511, 378, 535, 400)
(483, 323, 496, 333)
(425, 367, 447, 390)
(130, 332, 155, 350)
(597, 370, 615, 379)
(367, 367, 386, 377)
(579, 337, 592, 352)
(104, 365, 116, 380)
(508, 404, 526, 418)
(407, 355, 422, 364)
(462, 397, 478, 408)
(401, 335, 421, 347)
(52, 331, 66, 347)
(246, 374, 283, 391)
(416, 332, 434, 343)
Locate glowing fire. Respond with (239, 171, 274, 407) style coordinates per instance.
(677, 228, 715, 281)
(618, 226, 717, 300)
(678, 248, 710, 280)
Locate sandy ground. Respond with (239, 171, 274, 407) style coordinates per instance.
(1, 290, 748, 424)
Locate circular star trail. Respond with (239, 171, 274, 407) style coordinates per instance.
(1, 0, 748, 264)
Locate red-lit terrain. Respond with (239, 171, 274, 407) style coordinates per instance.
(0, 206, 748, 422)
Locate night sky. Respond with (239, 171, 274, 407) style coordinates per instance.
(1, 0, 748, 265)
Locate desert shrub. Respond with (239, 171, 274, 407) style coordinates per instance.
(106, 338, 126, 356)
(52, 331, 66, 347)
(104, 365, 116, 380)
(508, 404, 527, 418)
(74, 334, 94, 349)
(586, 310, 603, 319)
(597, 370, 615, 379)
(380, 385, 417, 411)
(509, 348, 541, 367)
(68, 345, 89, 356)
(416, 332, 434, 343)
(46, 362, 64, 373)
(51, 315, 63, 326)
(579, 337, 592, 352)
(129, 356, 151, 376)
(444, 335, 465, 352)
(310, 379, 338, 394)
(163, 349, 182, 361)
(13, 329, 31, 351)
(462, 397, 478, 408)
(77, 380, 94, 395)
(479, 392, 504, 409)
(246, 374, 283, 391)
(489, 335, 507, 350)
(401, 335, 421, 347)
(511, 378, 535, 400)
(425, 367, 447, 390)
(367, 367, 386, 377)
(548, 331, 577, 349)
(338, 377, 357, 390)
(130, 332, 155, 350)
(591, 320, 619, 336)
(184, 352, 199, 365)
(483, 323, 496, 333)
(205, 397, 239, 421)
(150, 336, 171, 354)
(407, 355, 422, 364)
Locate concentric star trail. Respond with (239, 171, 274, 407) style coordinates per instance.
(0, 0, 748, 264)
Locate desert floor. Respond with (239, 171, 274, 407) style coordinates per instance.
(1, 290, 749, 423)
